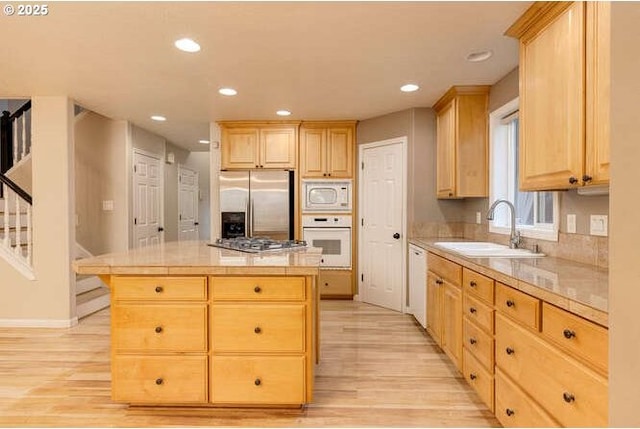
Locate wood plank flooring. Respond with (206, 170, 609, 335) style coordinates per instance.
(0, 300, 499, 427)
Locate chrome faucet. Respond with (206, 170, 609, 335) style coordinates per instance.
(486, 199, 521, 249)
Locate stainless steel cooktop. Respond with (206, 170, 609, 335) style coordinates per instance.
(208, 237, 308, 253)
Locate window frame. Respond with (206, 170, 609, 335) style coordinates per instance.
(489, 97, 559, 242)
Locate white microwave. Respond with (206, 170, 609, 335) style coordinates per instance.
(302, 180, 352, 212)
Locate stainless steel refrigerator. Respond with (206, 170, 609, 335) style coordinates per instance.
(219, 170, 294, 240)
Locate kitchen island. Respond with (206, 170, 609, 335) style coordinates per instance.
(73, 240, 322, 408)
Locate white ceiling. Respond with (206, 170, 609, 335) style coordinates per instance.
(0, 1, 531, 152)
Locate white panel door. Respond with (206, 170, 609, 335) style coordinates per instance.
(178, 166, 199, 241)
(133, 151, 163, 248)
(361, 141, 404, 312)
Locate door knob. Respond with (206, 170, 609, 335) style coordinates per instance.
(158, 227, 164, 232)
(393, 233, 400, 239)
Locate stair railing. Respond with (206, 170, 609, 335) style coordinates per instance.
(0, 162, 32, 267)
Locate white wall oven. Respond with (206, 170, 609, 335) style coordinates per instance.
(302, 180, 352, 213)
(302, 215, 351, 268)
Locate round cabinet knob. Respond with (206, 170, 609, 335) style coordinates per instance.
(563, 329, 576, 339)
(155, 286, 163, 293)
(582, 175, 593, 183)
(469, 338, 477, 345)
(254, 286, 261, 293)
(506, 300, 515, 308)
(155, 378, 163, 385)
(155, 326, 163, 333)
(506, 409, 515, 417)
(448, 192, 453, 197)
(569, 176, 579, 185)
(469, 281, 477, 288)
(254, 378, 262, 386)
(563, 392, 575, 403)
(469, 307, 477, 314)
(254, 326, 262, 334)
(469, 373, 477, 381)
(324, 282, 329, 287)
(506, 347, 515, 355)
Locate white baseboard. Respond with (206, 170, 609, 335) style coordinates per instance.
(353, 294, 361, 302)
(0, 317, 78, 328)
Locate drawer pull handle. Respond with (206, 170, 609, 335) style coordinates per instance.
(155, 378, 163, 385)
(469, 307, 477, 314)
(563, 392, 575, 403)
(155, 286, 163, 293)
(155, 326, 163, 333)
(469, 281, 477, 288)
(435, 279, 443, 285)
(254, 326, 262, 334)
(506, 347, 515, 355)
(506, 409, 515, 417)
(469, 373, 477, 381)
(563, 329, 576, 339)
(506, 300, 515, 308)
(254, 378, 262, 386)
(469, 338, 477, 345)
(254, 286, 262, 293)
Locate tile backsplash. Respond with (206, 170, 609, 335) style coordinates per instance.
(411, 221, 608, 268)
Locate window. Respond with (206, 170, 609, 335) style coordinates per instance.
(489, 98, 558, 241)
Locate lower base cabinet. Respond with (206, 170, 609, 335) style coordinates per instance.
(319, 270, 352, 298)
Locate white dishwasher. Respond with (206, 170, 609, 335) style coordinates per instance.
(408, 244, 427, 328)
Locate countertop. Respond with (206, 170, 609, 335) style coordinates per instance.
(410, 237, 609, 327)
(73, 240, 322, 276)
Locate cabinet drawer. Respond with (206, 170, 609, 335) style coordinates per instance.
(427, 252, 461, 284)
(495, 368, 559, 428)
(462, 268, 494, 304)
(463, 318, 494, 371)
(211, 356, 305, 404)
(211, 305, 305, 352)
(112, 355, 207, 404)
(541, 302, 608, 374)
(495, 313, 607, 427)
(112, 276, 207, 301)
(463, 293, 494, 333)
(112, 304, 207, 352)
(210, 277, 305, 301)
(462, 348, 494, 412)
(319, 271, 352, 297)
(495, 283, 540, 330)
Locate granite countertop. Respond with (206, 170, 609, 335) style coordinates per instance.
(73, 240, 322, 276)
(410, 237, 609, 327)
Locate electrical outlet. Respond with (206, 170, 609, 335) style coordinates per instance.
(566, 214, 576, 234)
(590, 215, 608, 237)
(476, 212, 482, 224)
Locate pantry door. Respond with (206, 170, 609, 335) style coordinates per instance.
(359, 137, 406, 312)
(178, 166, 199, 241)
(133, 150, 163, 248)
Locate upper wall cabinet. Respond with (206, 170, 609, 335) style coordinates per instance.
(433, 86, 490, 199)
(299, 121, 356, 178)
(506, 1, 610, 191)
(219, 122, 300, 170)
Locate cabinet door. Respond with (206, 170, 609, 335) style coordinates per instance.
(221, 127, 259, 169)
(436, 100, 457, 198)
(426, 272, 442, 346)
(442, 282, 462, 371)
(299, 128, 327, 178)
(319, 270, 352, 297)
(456, 94, 488, 197)
(585, 1, 610, 185)
(259, 127, 297, 169)
(327, 127, 353, 178)
(519, 2, 585, 190)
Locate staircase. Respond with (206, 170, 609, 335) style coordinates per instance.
(75, 243, 110, 319)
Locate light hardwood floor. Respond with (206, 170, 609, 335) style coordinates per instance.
(0, 300, 499, 427)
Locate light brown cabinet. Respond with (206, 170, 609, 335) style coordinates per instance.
(299, 121, 356, 178)
(442, 281, 462, 368)
(318, 270, 352, 298)
(219, 122, 299, 170)
(432, 86, 490, 199)
(507, 1, 610, 190)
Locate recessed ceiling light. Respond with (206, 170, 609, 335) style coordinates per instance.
(219, 88, 238, 96)
(151, 115, 166, 122)
(199, 139, 210, 144)
(400, 84, 420, 92)
(466, 50, 493, 62)
(276, 110, 292, 116)
(174, 38, 201, 53)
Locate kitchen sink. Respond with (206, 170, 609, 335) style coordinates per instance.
(433, 241, 545, 258)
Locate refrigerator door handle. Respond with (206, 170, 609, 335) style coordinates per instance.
(245, 198, 250, 237)
(250, 198, 255, 237)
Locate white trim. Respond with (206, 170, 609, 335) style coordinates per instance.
(358, 136, 408, 314)
(0, 317, 78, 328)
(0, 244, 36, 280)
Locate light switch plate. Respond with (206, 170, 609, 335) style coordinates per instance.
(590, 215, 608, 237)
(102, 200, 114, 211)
(566, 214, 576, 234)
